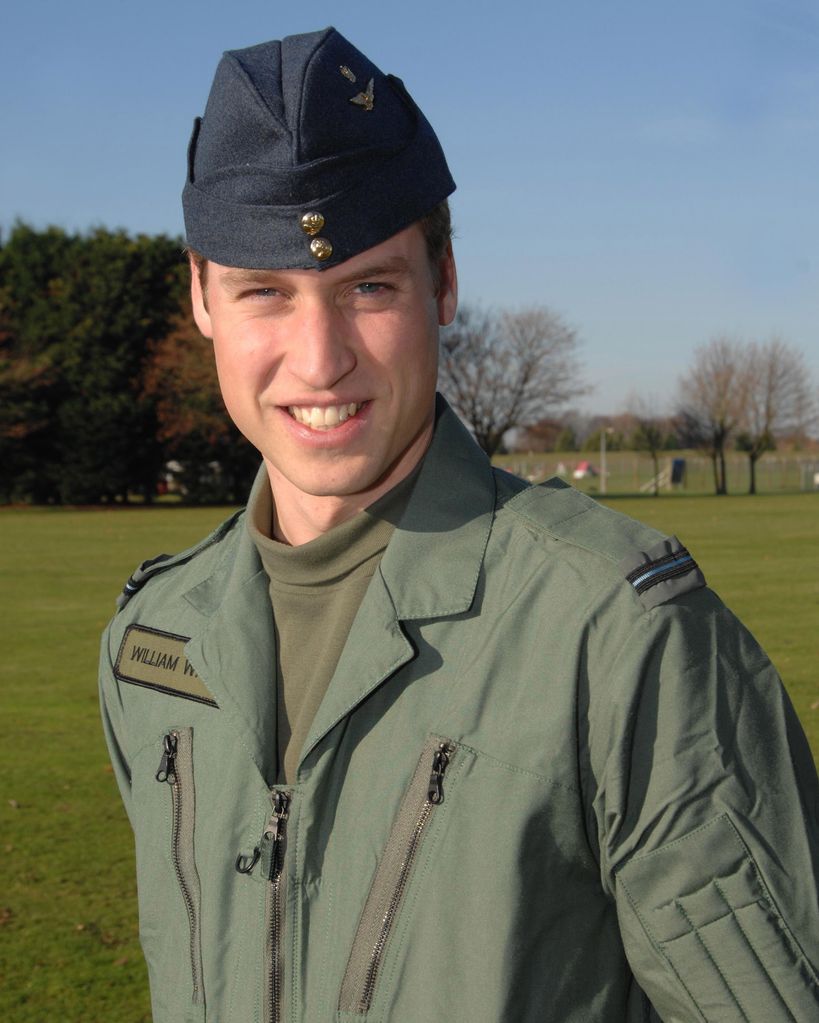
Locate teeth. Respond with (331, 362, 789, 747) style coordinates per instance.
(288, 402, 362, 430)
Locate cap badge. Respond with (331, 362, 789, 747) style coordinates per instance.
(349, 78, 375, 112)
(300, 212, 325, 236)
(340, 64, 374, 111)
(310, 238, 333, 261)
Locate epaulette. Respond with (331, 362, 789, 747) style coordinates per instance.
(619, 535, 706, 611)
(505, 479, 706, 610)
(115, 509, 243, 612)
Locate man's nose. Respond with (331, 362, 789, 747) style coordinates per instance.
(287, 299, 356, 390)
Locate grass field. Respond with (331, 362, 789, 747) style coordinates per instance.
(1, 494, 817, 1021)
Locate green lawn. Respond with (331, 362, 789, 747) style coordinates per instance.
(0, 495, 816, 1021)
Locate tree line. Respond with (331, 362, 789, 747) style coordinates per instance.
(677, 336, 814, 495)
(440, 311, 816, 496)
(0, 223, 257, 504)
(1, 223, 815, 503)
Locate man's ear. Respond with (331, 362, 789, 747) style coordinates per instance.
(190, 257, 213, 338)
(436, 243, 458, 327)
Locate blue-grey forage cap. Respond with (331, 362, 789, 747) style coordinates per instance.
(182, 27, 456, 269)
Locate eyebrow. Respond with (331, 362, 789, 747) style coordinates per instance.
(217, 256, 412, 292)
(218, 268, 285, 290)
(336, 257, 412, 283)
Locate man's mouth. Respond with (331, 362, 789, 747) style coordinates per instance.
(287, 402, 364, 430)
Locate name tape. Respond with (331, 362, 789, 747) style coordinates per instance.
(114, 625, 218, 707)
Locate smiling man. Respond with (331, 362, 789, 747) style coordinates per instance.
(191, 223, 455, 544)
(99, 26, 819, 1023)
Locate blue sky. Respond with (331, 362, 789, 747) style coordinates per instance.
(2, 0, 817, 413)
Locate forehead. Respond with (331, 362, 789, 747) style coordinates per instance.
(208, 223, 430, 286)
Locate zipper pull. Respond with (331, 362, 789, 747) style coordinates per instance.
(427, 743, 451, 805)
(235, 847, 261, 875)
(155, 732, 178, 784)
(261, 790, 291, 881)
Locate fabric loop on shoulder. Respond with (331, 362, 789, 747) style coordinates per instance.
(620, 534, 705, 611)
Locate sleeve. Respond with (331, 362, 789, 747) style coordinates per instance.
(587, 587, 819, 1022)
(99, 620, 135, 830)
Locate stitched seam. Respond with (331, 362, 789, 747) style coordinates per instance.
(302, 642, 411, 756)
(290, 798, 302, 1023)
(123, 510, 243, 607)
(451, 739, 581, 793)
(723, 817, 819, 989)
(625, 814, 732, 863)
(227, 836, 256, 1020)
(318, 877, 334, 1017)
(510, 503, 624, 566)
(713, 879, 798, 1023)
(116, 677, 219, 708)
(617, 876, 706, 1022)
(375, 753, 469, 1013)
(673, 898, 750, 1022)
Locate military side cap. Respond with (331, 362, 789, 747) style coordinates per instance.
(182, 26, 456, 269)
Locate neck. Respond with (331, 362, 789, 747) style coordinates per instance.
(263, 432, 432, 546)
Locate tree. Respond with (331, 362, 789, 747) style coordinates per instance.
(142, 300, 258, 503)
(554, 426, 579, 452)
(677, 336, 747, 495)
(0, 224, 79, 501)
(438, 305, 585, 456)
(628, 397, 666, 497)
(0, 223, 186, 503)
(735, 338, 814, 494)
(583, 428, 625, 453)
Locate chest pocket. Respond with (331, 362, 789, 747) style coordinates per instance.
(132, 726, 205, 1022)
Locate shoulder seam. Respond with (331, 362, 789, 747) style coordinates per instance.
(115, 508, 244, 611)
(507, 499, 623, 567)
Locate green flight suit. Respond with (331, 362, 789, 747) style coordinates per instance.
(99, 399, 819, 1022)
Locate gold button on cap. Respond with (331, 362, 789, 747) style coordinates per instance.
(310, 237, 333, 261)
(300, 212, 325, 236)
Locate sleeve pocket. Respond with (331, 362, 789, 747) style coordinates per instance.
(616, 814, 818, 1023)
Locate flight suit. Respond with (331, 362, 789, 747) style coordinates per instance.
(100, 400, 819, 1022)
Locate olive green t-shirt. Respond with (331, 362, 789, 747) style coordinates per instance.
(246, 470, 417, 783)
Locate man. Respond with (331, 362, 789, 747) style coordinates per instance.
(99, 26, 819, 1023)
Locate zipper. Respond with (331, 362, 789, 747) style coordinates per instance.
(262, 789, 291, 1023)
(339, 739, 455, 1014)
(155, 729, 204, 1007)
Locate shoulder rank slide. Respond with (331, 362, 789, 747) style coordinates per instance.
(620, 535, 705, 611)
(115, 508, 244, 611)
(117, 553, 173, 610)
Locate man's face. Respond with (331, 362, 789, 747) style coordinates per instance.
(191, 224, 457, 535)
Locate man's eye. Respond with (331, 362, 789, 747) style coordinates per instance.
(354, 282, 388, 295)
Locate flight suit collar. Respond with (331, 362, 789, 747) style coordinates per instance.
(300, 397, 497, 766)
(179, 395, 497, 781)
(181, 509, 279, 783)
(379, 394, 495, 620)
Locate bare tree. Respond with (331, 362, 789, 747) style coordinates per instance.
(735, 337, 814, 494)
(628, 395, 666, 497)
(677, 336, 747, 495)
(438, 305, 585, 455)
